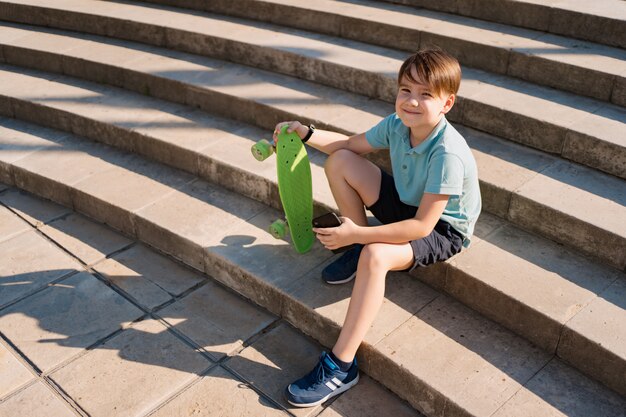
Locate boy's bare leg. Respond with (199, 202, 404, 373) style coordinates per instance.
(332, 243, 413, 362)
(324, 149, 381, 227)
(324, 150, 414, 362)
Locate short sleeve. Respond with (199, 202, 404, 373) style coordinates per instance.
(425, 154, 464, 195)
(365, 114, 394, 149)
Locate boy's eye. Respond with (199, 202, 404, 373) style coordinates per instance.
(422, 92, 433, 97)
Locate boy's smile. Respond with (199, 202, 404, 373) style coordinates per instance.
(395, 66, 455, 146)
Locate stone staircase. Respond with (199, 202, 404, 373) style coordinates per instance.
(352, 0, 626, 49)
(0, 1, 624, 416)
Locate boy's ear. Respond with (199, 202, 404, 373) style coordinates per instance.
(441, 94, 456, 114)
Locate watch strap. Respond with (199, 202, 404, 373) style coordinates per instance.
(302, 124, 315, 143)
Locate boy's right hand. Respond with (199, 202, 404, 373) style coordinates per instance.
(273, 121, 308, 145)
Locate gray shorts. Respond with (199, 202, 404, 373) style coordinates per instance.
(366, 169, 463, 271)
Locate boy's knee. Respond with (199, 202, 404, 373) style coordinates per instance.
(325, 149, 358, 175)
(359, 244, 391, 271)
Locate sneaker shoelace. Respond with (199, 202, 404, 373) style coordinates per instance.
(307, 358, 333, 389)
(315, 361, 327, 385)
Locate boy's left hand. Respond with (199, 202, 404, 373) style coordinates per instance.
(312, 217, 359, 250)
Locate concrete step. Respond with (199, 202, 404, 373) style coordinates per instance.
(1, 18, 624, 183)
(0, 27, 624, 271)
(1, 116, 625, 416)
(129, 0, 626, 92)
(372, 0, 626, 49)
(0, 186, 425, 417)
(2, 0, 624, 107)
(0, 60, 625, 397)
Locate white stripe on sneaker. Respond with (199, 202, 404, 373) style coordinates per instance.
(287, 373, 360, 408)
(326, 271, 357, 285)
(325, 381, 337, 391)
(331, 377, 343, 386)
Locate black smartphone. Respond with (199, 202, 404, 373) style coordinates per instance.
(312, 212, 355, 254)
(312, 212, 342, 228)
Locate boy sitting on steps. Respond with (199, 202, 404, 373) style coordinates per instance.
(273, 47, 482, 408)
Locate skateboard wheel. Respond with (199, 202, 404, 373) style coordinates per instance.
(251, 139, 274, 161)
(269, 219, 287, 239)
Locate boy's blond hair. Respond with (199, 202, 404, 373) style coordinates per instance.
(397, 48, 461, 97)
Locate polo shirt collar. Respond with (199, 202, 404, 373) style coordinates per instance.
(407, 117, 448, 155)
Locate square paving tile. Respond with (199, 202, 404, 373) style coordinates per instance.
(0, 342, 35, 399)
(225, 321, 324, 417)
(0, 188, 70, 228)
(50, 319, 213, 417)
(0, 204, 30, 243)
(0, 381, 75, 417)
(0, 231, 82, 308)
(318, 375, 423, 417)
(149, 366, 288, 417)
(156, 280, 277, 360)
(0, 271, 144, 372)
(94, 244, 204, 310)
(41, 213, 132, 266)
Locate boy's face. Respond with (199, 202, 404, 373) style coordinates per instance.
(395, 66, 455, 135)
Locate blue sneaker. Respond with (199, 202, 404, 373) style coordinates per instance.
(322, 244, 363, 285)
(285, 352, 359, 407)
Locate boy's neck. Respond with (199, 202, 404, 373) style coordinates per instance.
(409, 116, 444, 148)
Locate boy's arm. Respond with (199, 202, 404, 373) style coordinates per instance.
(273, 121, 374, 155)
(315, 193, 450, 250)
(309, 131, 374, 155)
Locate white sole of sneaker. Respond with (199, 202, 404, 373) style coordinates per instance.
(287, 373, 360, 408)
(324, 271, 357, 285)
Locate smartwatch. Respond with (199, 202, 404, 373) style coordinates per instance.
(302, 124, 316, 143)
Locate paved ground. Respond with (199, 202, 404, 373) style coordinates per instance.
(0, 186, 422, 417)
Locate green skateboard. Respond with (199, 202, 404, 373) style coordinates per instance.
(251, 125, 315, 254)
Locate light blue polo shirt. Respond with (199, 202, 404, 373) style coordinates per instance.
(365, 114, 481, 247)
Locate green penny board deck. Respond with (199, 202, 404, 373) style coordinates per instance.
(275, 127, 315, 253)
(250, 127, 314, 253)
